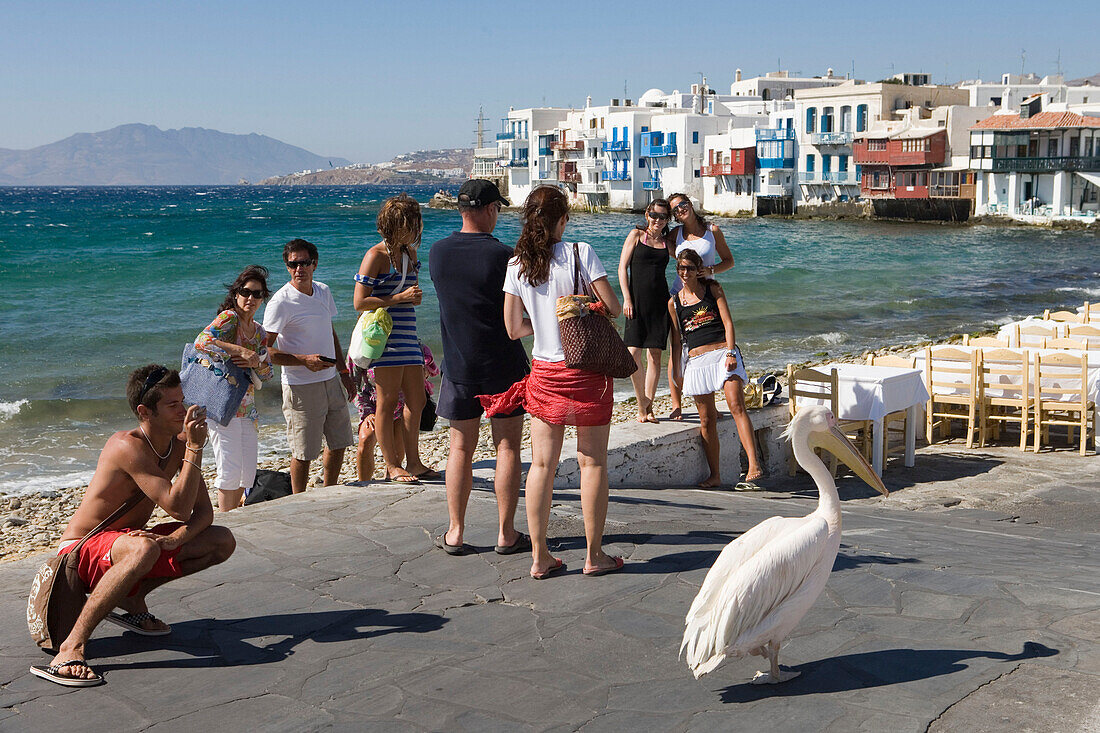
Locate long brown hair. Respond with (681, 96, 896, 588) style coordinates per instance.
(217, 265, 270, 315)
(376, 193, 422, 269)
(668, 192, 708, 230)
(514, 186, 569, 286)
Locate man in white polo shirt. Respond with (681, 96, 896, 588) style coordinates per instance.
(263, 238, 355, 494)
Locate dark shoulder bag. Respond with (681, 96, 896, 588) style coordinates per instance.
(27, 492, 147, 652)
(556, 243, 637, 379)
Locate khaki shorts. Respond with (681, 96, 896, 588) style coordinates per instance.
(282, 376, 355, 461)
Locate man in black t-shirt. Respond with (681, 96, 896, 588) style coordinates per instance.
(428, 180, 531, 556)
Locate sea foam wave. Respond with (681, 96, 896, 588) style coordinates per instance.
(0, 399, 28, 421)
(0, 469, 94, 496)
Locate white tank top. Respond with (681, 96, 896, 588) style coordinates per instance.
(672, 225, 718, 293)
(675, 226, 717, 267)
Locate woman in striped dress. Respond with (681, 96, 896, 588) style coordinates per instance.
(352, 194, 434, 484)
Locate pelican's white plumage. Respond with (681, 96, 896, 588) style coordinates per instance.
(680, 406, 887, 683)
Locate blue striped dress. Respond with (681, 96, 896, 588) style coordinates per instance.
(355, 260, 424, 368)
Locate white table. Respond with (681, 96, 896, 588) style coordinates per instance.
(795, 363, 930, 475)
(914, 346, 1100, 448)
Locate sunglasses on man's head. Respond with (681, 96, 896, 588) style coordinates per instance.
(286, 259, 315, 270)
(137, 366, 168, 406)
(238, 286, 265, 299)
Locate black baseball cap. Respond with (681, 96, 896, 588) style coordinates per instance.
(458, 179, 510, 209)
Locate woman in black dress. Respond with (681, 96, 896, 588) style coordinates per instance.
(617, 198, 675, 423)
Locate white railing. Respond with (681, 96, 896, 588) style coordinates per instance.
(474, 147, 501, 159)
(577, 157, 604, 169)
(757, 183, 791, 197)
(577, 182, 609, 194)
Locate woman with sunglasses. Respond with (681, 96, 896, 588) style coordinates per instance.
(353, 193, 435, 484)
(483, 186, 624, 579)
(667, 193, 735, 280)
(194, 265, 274, 511)
(668, 249, 762, 489)
(617, 198, 675, 423)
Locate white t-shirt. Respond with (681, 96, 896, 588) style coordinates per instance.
(262, 280, 339, 385)
(504, 241, 608, 363)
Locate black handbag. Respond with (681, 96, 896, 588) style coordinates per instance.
(420, 389, 438, 432)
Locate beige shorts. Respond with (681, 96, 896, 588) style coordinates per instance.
(282, 376, 355, 461)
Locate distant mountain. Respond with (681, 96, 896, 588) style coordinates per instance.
(259, 148, 471, 186)
(0, 124, 351, 185)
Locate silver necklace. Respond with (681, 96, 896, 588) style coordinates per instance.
(140, 425, 173, 461)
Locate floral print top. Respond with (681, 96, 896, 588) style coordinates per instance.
(347, 342, 439, 424)
(194, 309, 274, 422)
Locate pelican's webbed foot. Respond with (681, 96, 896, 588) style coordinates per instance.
(750, 668, 801, 684)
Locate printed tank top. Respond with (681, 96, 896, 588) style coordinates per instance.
(675, 283, 726, 351)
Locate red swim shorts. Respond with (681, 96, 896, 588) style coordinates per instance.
(58, 522, 186, 596)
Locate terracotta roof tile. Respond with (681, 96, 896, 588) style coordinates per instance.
(971, 110, 1100, 130)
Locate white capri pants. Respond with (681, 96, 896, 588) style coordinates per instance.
(209, 417, 259, 491)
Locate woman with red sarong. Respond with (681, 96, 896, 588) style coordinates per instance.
(482, 186, 625, 580)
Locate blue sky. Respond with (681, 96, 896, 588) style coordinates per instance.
(3, 1, 1095, 162)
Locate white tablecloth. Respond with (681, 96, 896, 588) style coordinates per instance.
(794, 363, 930, 473)
(996, 318, 1065, 346)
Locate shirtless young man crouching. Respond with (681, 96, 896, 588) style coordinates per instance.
(31, 365, 236, 687)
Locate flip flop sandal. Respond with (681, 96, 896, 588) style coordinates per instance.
(734, 481, 763, 492)
(413, 468, 443, 483)
(384, 473, 420, 485)
(530, 558, 565, 580)
(105, 611, 172, 636)
(583, 556, 625, 577)
(29, 660, 104, 687)
(494, 532, 532, 555)
(434, 534, 471, 556)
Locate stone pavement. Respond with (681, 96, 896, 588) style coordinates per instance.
(1, 441, 1099, 732)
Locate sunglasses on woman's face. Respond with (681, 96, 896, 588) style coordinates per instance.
(676, 265, 698, 272)
(648, 212, 669, 221)
(238, 287, 265, 300)
(673, 202, 692, 213)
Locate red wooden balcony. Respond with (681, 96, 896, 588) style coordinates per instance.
(854, 130, 947, 167)
(702, 148, 755, 176)
(551, 139, 584, 151)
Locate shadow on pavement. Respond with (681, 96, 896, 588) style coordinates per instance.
(718, 641, 1058, 702)
(89, 608, 446, 672)
(832, 547, 920, 571)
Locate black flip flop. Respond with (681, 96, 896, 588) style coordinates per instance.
(434, 534, 471, 556)
(494, 532, 532, 555)
(413, 468, 443, 483)
(106, 611, 171, 636)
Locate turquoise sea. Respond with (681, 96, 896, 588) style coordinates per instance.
(1, 185, 1097, 495)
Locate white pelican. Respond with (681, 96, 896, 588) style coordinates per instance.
(680, 405, 887, 684)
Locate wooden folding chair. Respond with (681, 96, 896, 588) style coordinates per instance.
(866, 354, 917, 463)
(978, 348, 1030, 450)
(786, 365, 871, 476)
(1032, 351, 1095, 455)
(1082, 302, 1100, 323)
(924, 346, 982, 448)
(1067, 324, 1100, 350)
(1043, 309, 1081, 323)
(963, 335, 1009, 347)
(1015, 323, 1057, 348)
(1045, 337, 1087, 350)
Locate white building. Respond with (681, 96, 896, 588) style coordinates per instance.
(970, 97, 1100, 221)
(728, 68, 847, 102)
(793, 81, 970, 205)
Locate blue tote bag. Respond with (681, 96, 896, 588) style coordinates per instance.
(180, 343, 251, 426)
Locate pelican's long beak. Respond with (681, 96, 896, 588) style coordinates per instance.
(809, 426, 888, 496)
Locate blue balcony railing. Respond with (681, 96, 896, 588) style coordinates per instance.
(601, 140, 630, 152)
(506, 157, 529, 167)
(538, 146, 552, 156)
(756, 128, 797, 142)
(641, 143, 677, 157)
(642, 181, 662, 190)
(601, 170, 631, 181)
(496, 132, 515, 141)
(821, 171, 850, 183)
(758, 157, 795, 169)
(801, 170, 817, 182)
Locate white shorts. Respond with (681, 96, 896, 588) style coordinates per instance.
(682, 345, 748, 397)
(209, 417, 259, 491)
